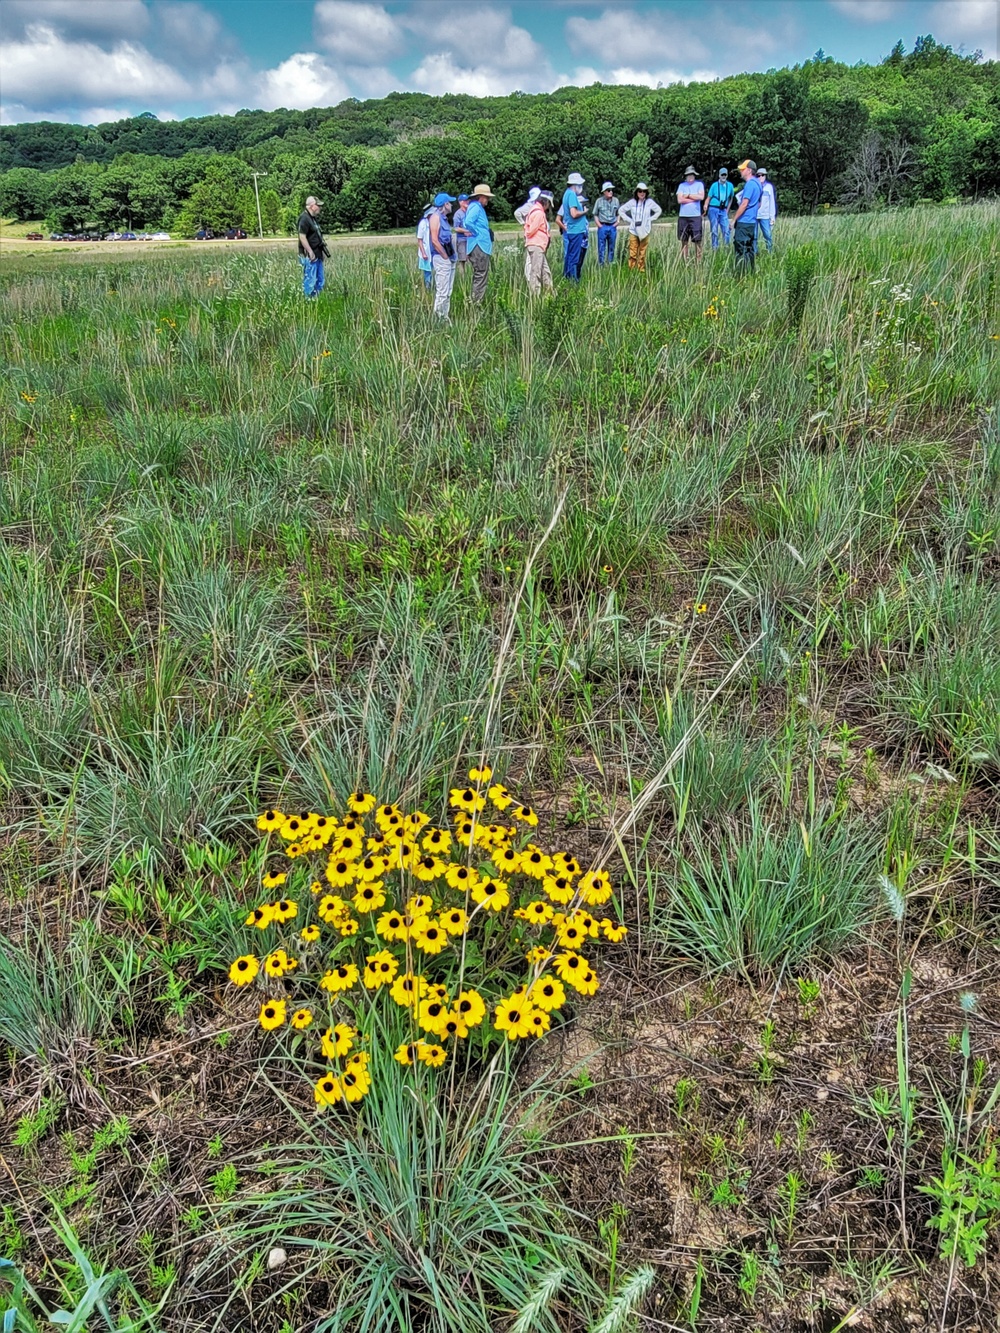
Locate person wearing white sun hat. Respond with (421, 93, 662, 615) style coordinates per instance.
(561, 171, 588, 280)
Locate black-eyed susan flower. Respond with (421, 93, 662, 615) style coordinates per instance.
(320, 962, 359, 993)
(332, 832, 363, 861)
(576, 967, 600, 996)
(519, 846, 553, 878)
(284, 842, 306, 859)
(444, 864, 477, 892)
(375, 803, 402, 829)
(405, 810, 431, 832)
(280, 816, 305, 841)
(528, 976, 566, 1011)
(450, 786, 486, 815)
(353, 882, 386, 914)
(542, 874, 575, 905)
(525, 944, 552, 965)
(528, 1009, 551, 1038)
(263, 949, 295, 978)
(320, 1023, 355, 1059)
(363, 950, 398, 989)
(469, 765, 493, 784)
(337, 917, 359, 937)
(376, 908, 407, 942)
(556, 919, 588, 950)
(340, 817, 365, 835)
(422, 827, 452, 855)
(488, 783, 513, 811)
(314, 1073, 342, 1106)
(494, 846, 521, 875)
(228, 955, 259, 986)
(261, 870, 287, 891)
(511, 803, 538, 828)
(578, 870, 613, 906)
(455, 989, 486, 1027)
(493, 996, 536, 1040)
(258, 999, 287, 1031)
(256, 809, 284, 832)
(390, 972, 427, 1007)
(324, 858, 356, 890)
(347, 791, 377, 815)
(552, 853, 580, 877)
(439, 907, 468, 936)
(309, 880, 323, 896)
(245, 904, 273, 929)
(439, 1012, 469, 1041)
(413, 854, 445, 882)
(394, 1040, 422, 1065)
(355, 854, 387, 882)
(552, 952, 592, 989)
(417, 997, 449, 1035)
(406, 893, 434, 917)
(515, 900, 554, 925)
(271, 898, 298, 923)
(291, 1008, 313, 1030)
(417, 1043, 447, 1068)
(366, 831, 389, 853)
(471, 877, 510, 912)
(300, 923, 320, 943)
(412, 920, 447, 955)
(317, 893, 348, 924)
(601, 919, 628, 942)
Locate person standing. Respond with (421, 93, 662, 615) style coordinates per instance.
(416, 205, 433, 292)
(617, 183, 662, 272)
(514, 187, 541, 227)
(428, 192, 456, 321)
(732, 159, 762, 274)
(593, 181, 620, 266)
(561, 172, 589, 281)
(704, 168, 734, 249)
(297, 196, 329, 299)
(464, 185, 494, 304)
(676, 166, 705, 263)
(452, 193, 470, 273)
(756, 169, 777, 253)
(522, 190, 554, 295)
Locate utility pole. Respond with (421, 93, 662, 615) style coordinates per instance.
(252, 171, 267, 238)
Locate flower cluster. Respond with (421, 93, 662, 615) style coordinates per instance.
(228, 766, 625, 1110)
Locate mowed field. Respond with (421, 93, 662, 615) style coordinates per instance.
(1, 208, 999, 1333)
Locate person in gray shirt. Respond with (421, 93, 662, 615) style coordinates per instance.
(593, 181, 620, 265)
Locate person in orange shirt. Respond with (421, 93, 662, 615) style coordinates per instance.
(522, 190, 554, 295)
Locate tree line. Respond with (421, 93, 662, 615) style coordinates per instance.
(1, 36, 996, 235)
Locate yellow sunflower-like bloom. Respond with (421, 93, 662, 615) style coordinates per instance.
(406, 894, 434, 917)
(493, 846, 521, 876)
(300, 923, 321, 943)
(314, 1073, 342, 1106)
(261, 870, 287, 891)
(256, 809, 284, 833)
(527, 976, 566, 1012)
(439, 907, 468, 936)
(290, 1008, 313, 1030)
(417, 996, 449, 1036)
(422, 827, 452, 855)
(468, 765, 493, 784)
(325, 857, 357, 890)
(279, 816, 306, 841)
(320, 962, 359, 993)
(471, 877, 510, 912)
(341, 1066, 370, 1102)
(487, 783, 513, 811)
(455, 988, 486, 1027)
(245, 904, 273, 929)
(390, 972, 427, 1008)
(347, 791, 377, 815)
(363, 950, 399, 989)
(228, 955, 259, 986)
(353, 881, 386, 914)
(519, 846, 553, 878)
(376, 908, 407, 943)
(444, 864, 478, 892)
(417, 1043, 447, 1067)
(527, 1009, 551, 1038)
(515, 900, 553, 925)
(541, 874, 575, 905)
(439, 1011, 469, 1041)
(511, 804, 538, 828)
(412, 919, 448, 955)
(320, 1023, 355, 1059)
(578, 870, 613, 906)
(270, 898, 298, 924)
(449, 786, 486, 815)
(331, 831, 364, 862)
(258, 999, 287, 1031)
(413, 854, 445, 882)
(601, 919, 628, 942)
(493, 996, 537, 1040)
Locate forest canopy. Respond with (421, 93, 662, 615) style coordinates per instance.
(1, 36, 996, 233)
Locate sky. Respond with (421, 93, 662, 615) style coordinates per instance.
(0, 0, 996, 125)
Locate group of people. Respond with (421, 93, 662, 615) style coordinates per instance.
(294, 160, 777, 308)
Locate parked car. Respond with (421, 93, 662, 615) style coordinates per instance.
(225, 227, 248, 240)
(25, 231, 44, 240)
(195, 228, 216, 240)
(150, 232, 170, 240)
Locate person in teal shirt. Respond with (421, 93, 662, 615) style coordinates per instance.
(704, 168, 735, 249)
(464, 184, 494, 304)
(561, 171, 589, 280)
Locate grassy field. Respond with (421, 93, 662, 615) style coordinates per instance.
(1, 207, 998, 1333)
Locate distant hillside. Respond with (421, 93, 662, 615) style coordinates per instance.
(1, 36, 996, 231)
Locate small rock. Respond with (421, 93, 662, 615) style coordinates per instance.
(267, 1248, 287, 1271)
(815, 1086, 829, 1102)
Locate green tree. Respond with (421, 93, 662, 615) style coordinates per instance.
(0, 166, 51, 220)
(260, 187, 283, 234)
(174, 156, 253, 234)
(620, 132, 652, 194)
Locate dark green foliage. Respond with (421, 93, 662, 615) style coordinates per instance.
(784, 245, 818, 331)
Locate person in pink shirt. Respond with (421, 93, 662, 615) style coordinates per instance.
(522, 190, 554, 295)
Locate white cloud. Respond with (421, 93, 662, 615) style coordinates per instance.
(404, 4, 545, 70)
(409, 51, 559, 96)
(566, 7, 709, 67)
(256, 51, 352, 110)
(155, 2, 231, 64)
(2, 23, 190, 107)
(830, 0, 901, 20)
(599, 65, 721, 88)
(931, 0, 998, 55)
(0, 0, 150, 41)
(314, 1, 404, 61)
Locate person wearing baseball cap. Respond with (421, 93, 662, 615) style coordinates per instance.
(676, 166, 705, 263)
(452, 194, 471, 273)
(561, 171, 589, 280)
(464, 185, 494, 304)
(428, 193, 457, 321)
(297, 195, 329, 299)
(703, 168, 735, 250)
(731, 160, 762, 274)
(592, 180, 620, 266)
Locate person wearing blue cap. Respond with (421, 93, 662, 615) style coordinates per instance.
(453, 193, 471, 273)
(428, 193, 457, 320)
(703, 168, 734, 249)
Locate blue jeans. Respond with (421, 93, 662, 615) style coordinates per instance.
(757, 218, 773, 252)
(300, 256, 324, 297)
(733, 221, 756, 274)
(596, 225, 617, 264)
(563, 231, 587, 280)
(707, 206, 730, 248)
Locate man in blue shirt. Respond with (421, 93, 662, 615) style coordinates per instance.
(561, 171, 589, 281)
(464, 184, 494, 303)
(703, 168, 734, 249)
(732, 159, 762, 274)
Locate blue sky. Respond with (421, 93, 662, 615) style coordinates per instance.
(0, 1, 996, 125)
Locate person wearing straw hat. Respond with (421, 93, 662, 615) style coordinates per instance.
(464, 185, 495, 304)
(676, 166, 705, 263)
(617, 182, 662, 272)
(561, 171, 589, 280)
(592, 181, 620, 266)
(428, 192, 457, 321)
